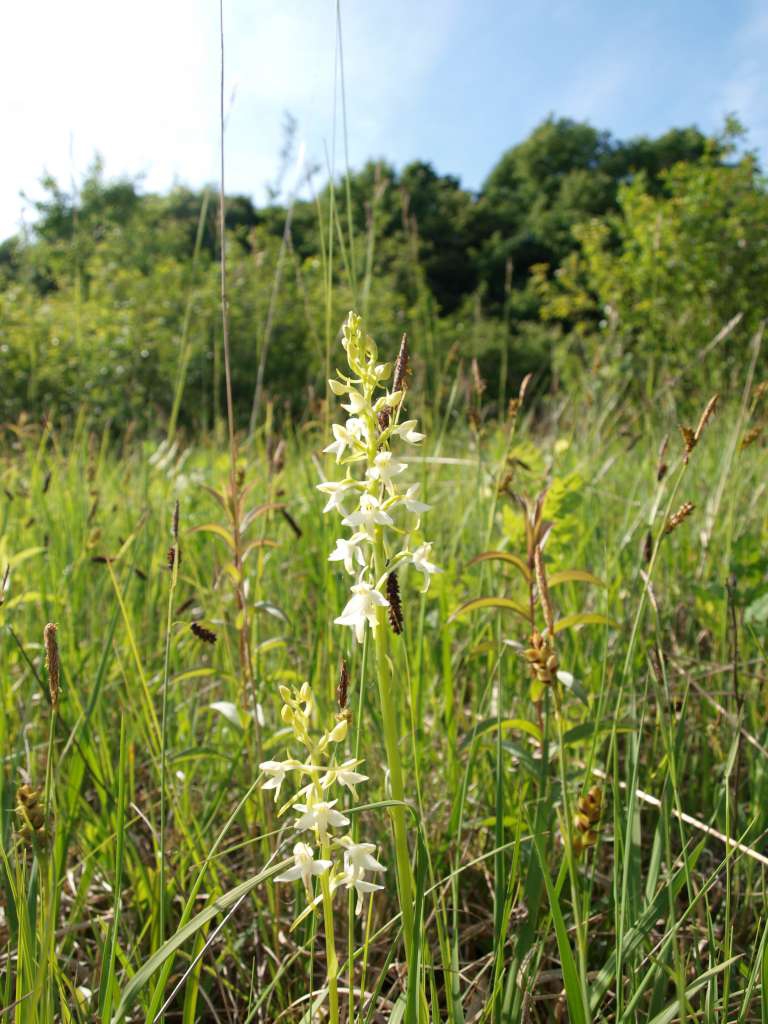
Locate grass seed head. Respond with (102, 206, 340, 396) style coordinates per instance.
(386, 571, 404, 635)
(16, 784, 49, 852)
(572, 784, 603, 854)
(392, 332, 409, 395)
(741, 425, 763, 449)
(665, 501, 695, 535)
(694, 393, 719, 442)
(337, 658, 349, 711)
(191, 622, 217, 644)
(44, 622, 59, 709)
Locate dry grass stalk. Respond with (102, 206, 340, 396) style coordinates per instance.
(664, 501, 695, 535)
(44, 622, 59, 709)
(694, 393, 719, 441)
(379, 332, 409, 431)
(507, 372, 533, 423)
(680, 393, 719, 464)
(471, 357, 486, 398)
(590, 767, 768, 867)
(534, 546, 555, 635)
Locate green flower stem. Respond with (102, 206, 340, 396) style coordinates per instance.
(319, 843, 339, 1024)
(373, 530, 416, 966)
(308, 766, 339, 1024)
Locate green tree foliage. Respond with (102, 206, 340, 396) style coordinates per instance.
(0, 119, 762, 431)
(537, 147, 768, 394)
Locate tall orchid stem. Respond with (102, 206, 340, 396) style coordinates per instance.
(319, 844, 339, 1024)
(373, 531, 416, 965)
(308, 765, 340, 1023)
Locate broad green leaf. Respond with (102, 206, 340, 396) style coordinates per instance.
(533, 835, 588, 1024)
(467, 550, 531, 582)
(448, 596, 530, 623)
(460, 717, 542, 751)
(547, 569, 605, 589)
(112, 860, 290, 1021)
(644, 957, 740, 1024)
(554, 612, 618, 634)
(188, 522, 235, 551)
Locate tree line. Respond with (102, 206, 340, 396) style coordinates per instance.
(1, 115, 765, 432)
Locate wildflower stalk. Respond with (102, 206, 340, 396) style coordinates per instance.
(158, 499, 180, 974)
(372, 543, 415, 953)
(319, 842, 340, 1023)
(260, 682, 384, 1022)
(320, 312, 439, 996)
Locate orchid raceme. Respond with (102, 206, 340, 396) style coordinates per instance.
(257, 682, 385, 920)
(321, 312, 435, 1010)
(320, 311, 441, 644)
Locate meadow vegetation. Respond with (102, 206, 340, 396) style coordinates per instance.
(0, 109, 767, 1023)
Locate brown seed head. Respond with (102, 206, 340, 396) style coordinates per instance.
(16, 783, 49, 850)
(337, 658, 349, 711)
(172, 499, 180, 542)
(741, 425, 763, 450)
(665, 501, 695, 535)
(753, 381, 768, 403)
(44, 622, 59, 709)
(679, 425, 696, 464)
(392, 333, 409, 395)
(643, 530, 653, 564)
(694, 394, 719, 442)
(386, 571, 404, 635)
(191, 622, 217, 645)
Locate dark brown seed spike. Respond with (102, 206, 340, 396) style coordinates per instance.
(337, 658, 349, 710)
(191, 622, 217, 645)
(386, 572, 404, 636)
(393, 333, 409, 395)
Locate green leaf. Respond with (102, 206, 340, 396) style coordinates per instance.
(112, 859, 290, 1021)
(644, 957, 740, 1024)
(533, 835, 588, 1024)
(554, 612, 618, 634)
(547, 569, 605, 589)
(448, 596, 530, 623)
(745, 591, 768, 626)
(466, 550, 531, 583)
(188, 522, 235, 551)
(460, 717, 542, 751)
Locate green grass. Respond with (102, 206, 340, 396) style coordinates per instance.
(0, 386, 767, 1021)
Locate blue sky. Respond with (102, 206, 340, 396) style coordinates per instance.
(2, 0, 766, 239)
